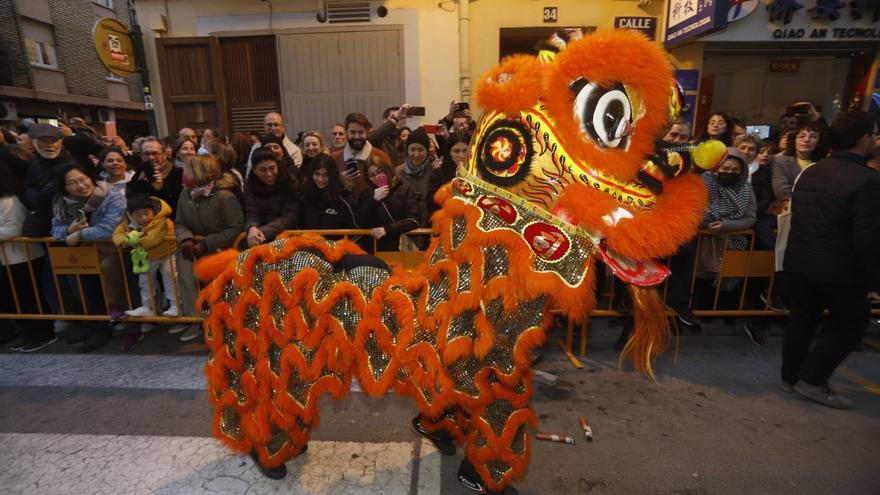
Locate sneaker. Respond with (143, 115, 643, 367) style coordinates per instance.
(249, 450, 287, 480)
(779, 381, 795, 394)
(793, 381, 854, 410)
(675, 306, 698, 327)
(109, 308, 127, 322)
(18, 337, 58, 353)
(411, 415, 456, 456)
(141, 323, 158, 333)
(744, 323, 765, 346)
(76, 327, 111, 353)
(9, 336, 28, 351)
(168, 323, 189, 334)
(179, 325, 203, 342)
(121, 332, 144, 350)
(760, 290, 787, 313)
(125, 306, 154, 317)
(161, 306, 179, 317)
(63, 325, 91, 345)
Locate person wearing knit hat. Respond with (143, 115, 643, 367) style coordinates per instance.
(260, 133, 295, 174)
(394, 126, 433, 227)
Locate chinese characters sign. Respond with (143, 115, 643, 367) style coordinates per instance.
(665, 0, 732, 47)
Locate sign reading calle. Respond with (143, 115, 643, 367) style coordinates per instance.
(93, 18, 137, 78)
(614, 16, 658, 40)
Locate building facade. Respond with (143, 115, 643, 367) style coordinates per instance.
(131, 0, 668, 138)
(0, 0, 148, 136)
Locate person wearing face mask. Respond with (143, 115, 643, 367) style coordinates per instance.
(394, 127, 433, 228)
(22, 124, 77, 236)
(425, 131, 469, 219)
(695, 148, 757, 308)
(355, 154, 419, 253)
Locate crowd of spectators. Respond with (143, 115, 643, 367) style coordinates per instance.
(0, 100, 876, 360)
(0, 103, 474, 351)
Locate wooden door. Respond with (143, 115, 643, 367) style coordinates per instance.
(155, 37, 229, 134)
(220, 36, 282, 133)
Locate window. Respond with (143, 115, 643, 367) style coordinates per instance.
(95, 0, 113, 8)
(107, 72, 124, 82)
(25, 38, 57, 68)
(22, 20, 58, 69)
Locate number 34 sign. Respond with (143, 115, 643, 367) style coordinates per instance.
(544, 6, 558, 23)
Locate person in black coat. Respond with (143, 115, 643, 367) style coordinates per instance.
(425, 131, 469, 221)
(244, 149, 300, 247)
(781, 111, 880, 409)
(355, 154, 419, 252)
(22, 124, 77, 236)
(299, 154, 358, 233)
(751, 139, 779, 250)
(126, 137, 184, 215)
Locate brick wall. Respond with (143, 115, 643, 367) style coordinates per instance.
(0, 0, 34, 88)
(48, 0, 109, 98)
(112, 0, 143, 103)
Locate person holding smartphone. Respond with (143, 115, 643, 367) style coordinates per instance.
(127, 136, 184, 215)
(355, 154, 419, 252)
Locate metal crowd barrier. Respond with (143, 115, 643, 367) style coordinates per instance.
(1, 229, 876, 356)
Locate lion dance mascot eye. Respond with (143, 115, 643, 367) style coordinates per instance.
(195, 29, 724, 494)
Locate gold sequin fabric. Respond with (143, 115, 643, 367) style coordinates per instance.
(202, 173, 597, 492)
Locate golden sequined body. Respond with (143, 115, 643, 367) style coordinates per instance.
(201, 173, 596, 492)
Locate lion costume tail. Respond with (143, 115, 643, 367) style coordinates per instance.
(620, 285, 671, 379)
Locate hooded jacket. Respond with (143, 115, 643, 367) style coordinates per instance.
(112, 197, 176, 261)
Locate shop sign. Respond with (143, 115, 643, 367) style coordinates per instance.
(665, 0, 731, 48)
(615, 16, 657, 40)
(769, 59, 801, 72)
(93, 18, 137, 78)
(543, 7, 558, 23)
(704, 0, 880, 42)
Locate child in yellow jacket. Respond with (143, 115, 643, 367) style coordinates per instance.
(113, 194, 178, 317)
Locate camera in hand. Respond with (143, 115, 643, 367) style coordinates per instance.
(409, 106, 426, 116)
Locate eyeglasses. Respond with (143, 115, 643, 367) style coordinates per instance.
(65, 177, 92, 188)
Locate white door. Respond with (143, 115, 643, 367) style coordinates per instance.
(278, 29, 404, 137)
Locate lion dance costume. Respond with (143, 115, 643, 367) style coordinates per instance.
(196, 29, 724, 493)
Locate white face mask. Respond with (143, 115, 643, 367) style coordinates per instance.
(197, 145, 210, 156)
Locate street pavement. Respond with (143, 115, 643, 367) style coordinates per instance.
(0, 318, 877, 495)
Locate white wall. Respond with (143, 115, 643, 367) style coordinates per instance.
(136, 0, 459, 136)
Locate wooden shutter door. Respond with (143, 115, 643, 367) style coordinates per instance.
(155, 37, 229, 134)
(338, 30, 403, 123)
(277, 32, 344, 136)
(220, 36, 282, 133)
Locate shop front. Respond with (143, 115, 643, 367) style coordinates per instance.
(664, 0, 879, 135)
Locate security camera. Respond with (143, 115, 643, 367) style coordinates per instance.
(377, 6, 388, 17)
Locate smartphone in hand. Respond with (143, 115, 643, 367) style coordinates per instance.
(376, 174, 388, 188)
(408, 106, 426, 117)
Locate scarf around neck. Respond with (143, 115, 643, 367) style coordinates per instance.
(704, 173, 751, 250)
(53, 180, 110, 224)
(402, 158, 428, 178)
(190, 182, 215, 199)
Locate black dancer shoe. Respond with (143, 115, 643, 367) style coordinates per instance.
(411, 415, 456, 456)
(249, 450, 288, 479)
(457, 458, 519, 494)
(744, 323, 765, 346)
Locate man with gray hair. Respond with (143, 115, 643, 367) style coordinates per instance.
(246, 112, 303, 176)
(22, 124, 76, 236)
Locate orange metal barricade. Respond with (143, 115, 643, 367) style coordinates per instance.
(1, 229, 876, 356)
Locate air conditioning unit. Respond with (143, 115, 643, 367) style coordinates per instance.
(327, 1, 371, 23)
(0, 102, 18, 121)
(96, 108, 116, 123)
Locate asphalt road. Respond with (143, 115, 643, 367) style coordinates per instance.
(0, 318, 877, 495)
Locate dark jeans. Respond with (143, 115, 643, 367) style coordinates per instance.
(666, 238, 697, 311)
(753, 214, 777, 251)
(0, 257, 54, 342)
(782, 274, 870, 386)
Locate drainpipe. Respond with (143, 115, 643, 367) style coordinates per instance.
(458, 0, 470, 103)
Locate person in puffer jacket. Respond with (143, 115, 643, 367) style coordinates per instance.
(355, 154, 419, 253)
